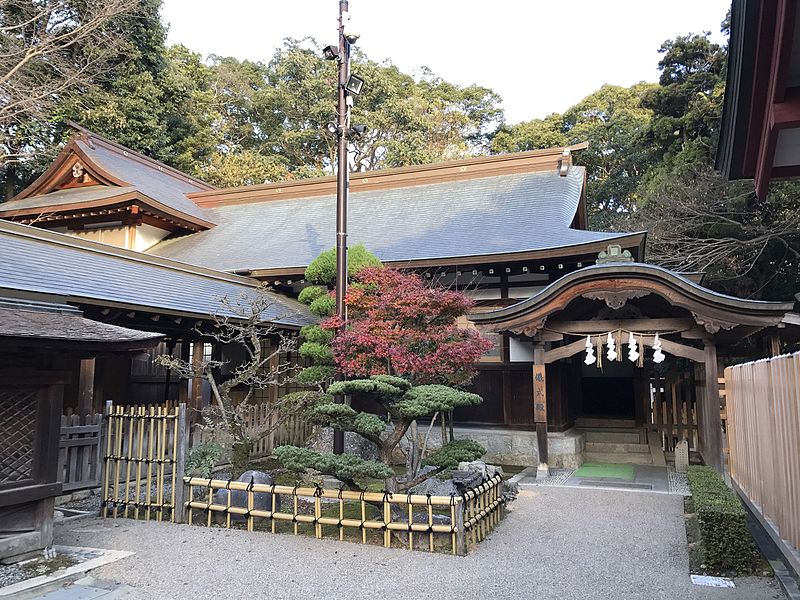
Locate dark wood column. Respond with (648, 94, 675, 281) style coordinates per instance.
(77, 358, 95, 415)
(533, 344, 548, 474)
(190, 340, 204, 414)
(702, 341, 723, 471)
(177, 339, 190, 407)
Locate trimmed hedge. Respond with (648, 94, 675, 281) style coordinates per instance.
(686, 465, 760, 574)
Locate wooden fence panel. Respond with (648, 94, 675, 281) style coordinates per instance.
(650, 371, 698, 452)
(726, 352, 800, 555)
(58, 413, 103, 492)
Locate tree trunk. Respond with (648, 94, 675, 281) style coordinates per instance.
(4, 163, 16, 201)
(231, 440, 253, 479)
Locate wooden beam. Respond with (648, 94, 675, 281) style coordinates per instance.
(543, 338, 586, 364)
(546, 318, 695, 334)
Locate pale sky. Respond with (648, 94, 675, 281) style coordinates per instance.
(161, 0, 731, 124)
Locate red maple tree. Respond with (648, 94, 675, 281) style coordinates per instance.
(323, 268, 493, 385)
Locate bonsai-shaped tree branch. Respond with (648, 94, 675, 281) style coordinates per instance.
(275, 375, 486, 492)
(155, 285, 309, 475)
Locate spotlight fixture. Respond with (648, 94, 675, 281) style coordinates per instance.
(345, 74, 365, 95)
(326, 122, 339, 135)
(348, 124, 368, 137)
(322, 45, 339, 60)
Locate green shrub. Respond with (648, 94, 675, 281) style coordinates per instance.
(298, 285, 327, 306)
(304, 243, 382, 285)
(687, 465, 760, 574)
(300, 324, 334, 345)
(296, 364, 335, 385)
(308, 294, 335, 317)
(185, 441, 223, 478)
(299, 341, 334, 363)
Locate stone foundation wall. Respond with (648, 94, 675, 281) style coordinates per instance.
(307, 425, 585, 469)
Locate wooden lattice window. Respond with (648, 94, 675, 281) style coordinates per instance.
(0, 389, 38, 484)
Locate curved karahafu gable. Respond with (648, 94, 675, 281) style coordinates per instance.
(469, 262, 796, 338)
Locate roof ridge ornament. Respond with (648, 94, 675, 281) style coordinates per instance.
(596, 244, 633, 264)
(559, 148, 571, 176)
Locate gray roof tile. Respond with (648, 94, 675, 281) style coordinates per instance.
(150, 167, 633, 272)
(75, 139, 215, 224)
(0, 221, 313, 327)
(0, 297, 163, 344)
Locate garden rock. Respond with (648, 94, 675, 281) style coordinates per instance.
(451, 469, 484, 492)
(458, 460, 488, 480)
(212, 470, 279, 522)
(409, 467, 459, 497)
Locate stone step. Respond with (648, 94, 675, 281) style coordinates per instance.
(583, 430, 642, 444)
(583, 451, 653, 465)
(585, 441, 651, 454)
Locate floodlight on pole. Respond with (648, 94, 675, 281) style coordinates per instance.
(345, 74, 365, 96)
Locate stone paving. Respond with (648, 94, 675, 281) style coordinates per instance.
(41, 485, 786, 600)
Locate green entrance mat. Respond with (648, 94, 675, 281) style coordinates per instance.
(573, 462, 635, 480)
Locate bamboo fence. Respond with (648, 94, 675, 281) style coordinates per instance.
(102, 402, 187, 523)
(184, 474, 506, 555)
(725, 352, 800, 554)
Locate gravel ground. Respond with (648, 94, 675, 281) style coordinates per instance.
(53, 486, 785, 600)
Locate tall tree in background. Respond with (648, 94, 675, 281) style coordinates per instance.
(0, 0, 136, 199)
(492, 84, 655, 229)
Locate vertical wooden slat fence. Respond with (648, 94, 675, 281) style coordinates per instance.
(184, 474, 505, 555)
(649, 371, 698, 452)
(58, 412, 103, 492)
(725, 352, 800, 558)
(101, 402, 187, 523)
(192, 403, 314, 458)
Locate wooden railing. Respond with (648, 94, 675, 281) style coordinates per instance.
(725, 352, 800, 556)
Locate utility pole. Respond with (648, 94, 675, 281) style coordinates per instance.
(333, 0, 351, 455)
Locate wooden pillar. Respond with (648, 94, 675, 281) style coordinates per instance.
(702, 341, 723, 472)
(190, 340, 204, 413)
(163, 339, 176, 403)
(77, 358, 95, 415)
(768, 334, 782, 357)
(533, 344, 548, 475)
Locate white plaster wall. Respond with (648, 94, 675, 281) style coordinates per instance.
(509, 336, 534, 362)
(134, 223, 170, 252)
(70, 225, 127, 247)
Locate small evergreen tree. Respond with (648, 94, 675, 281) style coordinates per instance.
(277, 267, 493, 492)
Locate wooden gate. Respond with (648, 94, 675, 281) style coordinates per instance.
(58, 413, 103, 492)
(649, 369, 698, 452)
(101, 403, 187, 522)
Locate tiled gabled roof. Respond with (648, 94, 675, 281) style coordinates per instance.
(150, 166, 643, 274)
(0, 220, 313, 328)
(1, 125, 216, 230)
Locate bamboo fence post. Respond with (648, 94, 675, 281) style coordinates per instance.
(173, 403, 187, 523)
(101, 401, 113, 518)
(145, 406, 155, 520)
(123, 408, 135, 518)
(427, 499, 434, 552)
(360, 492, 367, 544)
(271, 487, 277, 534)
(156, 406, 167, 521)
(134, 406, 145, 520)
(247, 483, 254, 533)
(206, 482, 213, 528)
(314, 488, 322, 539)
(407, 498, 414, 550)
(454, 497, 466, 556)
(112, 406, 123, 519)
(383, 493, 392, 548)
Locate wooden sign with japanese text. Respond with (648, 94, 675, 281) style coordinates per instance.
(533, 364, 547, 423)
